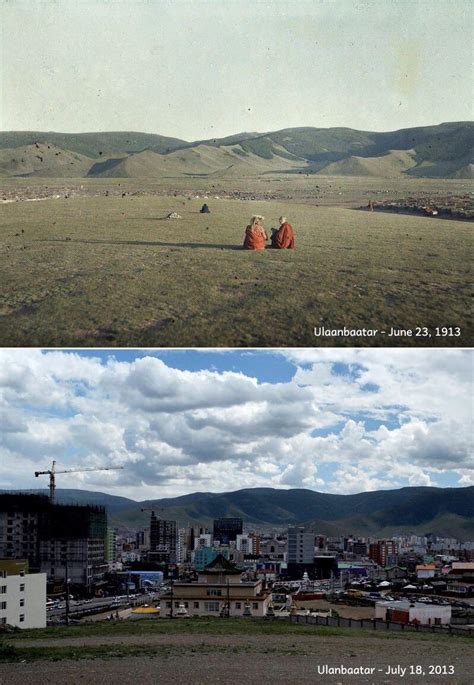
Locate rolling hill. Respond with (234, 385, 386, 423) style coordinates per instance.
(0, 143, 94, 177)
(7, 486, 473, 538)
(321, 149, 419, 177)
(0, 121, 472, 179)
(0, 131, 186, 157)
(86, 143, 304, 178)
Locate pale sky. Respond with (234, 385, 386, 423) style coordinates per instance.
(1, 0, 472, 140)
(1, 349, 472, 500)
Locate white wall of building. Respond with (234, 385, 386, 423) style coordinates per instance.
(0, 572, 46, 629)
(194, 534, 212, 550)
(409, 604, 451, 625)
(236, 535, 253, 554)
(160, 595, 271, 618)
(375, 601, 452, 626)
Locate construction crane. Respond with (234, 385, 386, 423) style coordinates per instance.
(34, 459, 124, 503)
(140, 505, 165, 518)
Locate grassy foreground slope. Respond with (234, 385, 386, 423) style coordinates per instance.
(1, 619, 472, 685)
(1, 193, 471, 347)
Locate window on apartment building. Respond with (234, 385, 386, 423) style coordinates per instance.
(204, 601, 220, 612)
(0, 571, 6, 579)
(0, 586, 6, 594)
(0, 617, 6, 625)
(19, 614, 25, 623)
(19, 584, 25, 592)
(235, 602, 241, 610)
(19, 570, 25, 577)
(0, 602, 6, 610)
(174, 602, 180, 608)
(20, 599, 25, 607)
(253, 603, 258, 610)
(165, 602, 171, 608)
(194, 602, 199, 609)
(207, 589, 222, 596)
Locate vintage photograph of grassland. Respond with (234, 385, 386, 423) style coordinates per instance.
(1, 0, 472, 347)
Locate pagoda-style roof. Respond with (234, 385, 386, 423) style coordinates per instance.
(202, 554, 241, 575)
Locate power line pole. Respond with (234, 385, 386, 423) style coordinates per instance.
(170, 579, 174, 619)
(65, 552, 70, 626)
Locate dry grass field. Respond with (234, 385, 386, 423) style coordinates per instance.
(1, 618, 472, 684)
(1, 176, 471, 347)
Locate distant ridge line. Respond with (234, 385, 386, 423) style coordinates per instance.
(2, 485, 473, 538)
(1, 122, 472, 179)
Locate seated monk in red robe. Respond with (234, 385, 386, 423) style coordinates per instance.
(243, 215, 268, 250)
(271, 216, 295, 249)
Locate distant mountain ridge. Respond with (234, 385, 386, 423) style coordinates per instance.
(0, 122, 472, 179)
(6, 486, 473, 538)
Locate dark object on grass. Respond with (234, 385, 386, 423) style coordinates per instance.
(200, 203, 210, 214)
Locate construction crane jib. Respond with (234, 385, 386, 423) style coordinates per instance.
(34, 459, 124, 503)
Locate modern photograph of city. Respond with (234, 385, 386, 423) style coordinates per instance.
(1, 0, 473, 348)
(1, 0, 472, 682)
(0, 348, 472, 682)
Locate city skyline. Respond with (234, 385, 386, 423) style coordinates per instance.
(1, 349, 471, 500)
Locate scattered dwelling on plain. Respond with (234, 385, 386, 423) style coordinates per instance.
(375, 600, 451, 626)
(158, 554, 272, 618)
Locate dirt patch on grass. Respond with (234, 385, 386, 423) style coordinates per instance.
(1, 632, 472, 684)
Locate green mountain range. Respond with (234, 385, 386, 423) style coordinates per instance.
(8, 486, 473, 539)
(0, 122, 472, 179)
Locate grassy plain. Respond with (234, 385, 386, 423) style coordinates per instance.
(0, 176, 471, 347)
(5, 616, 471, 644)
(1, 618, 472, 685)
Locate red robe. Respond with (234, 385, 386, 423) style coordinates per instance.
(273, 222, 295, 249)
(243, 224, 267, 250)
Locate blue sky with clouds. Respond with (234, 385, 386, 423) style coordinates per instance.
(1, 349, 472, 500)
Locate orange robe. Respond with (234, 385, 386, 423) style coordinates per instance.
(272, 222, 295, 249)
(243, 224, 267, 250)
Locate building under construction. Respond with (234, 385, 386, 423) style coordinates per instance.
(0, 493, 107, 592)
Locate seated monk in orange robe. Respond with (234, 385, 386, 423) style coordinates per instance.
(271, 216, 295, 249)
(243, 215, 268, 250)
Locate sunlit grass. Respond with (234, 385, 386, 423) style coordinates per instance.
(1, 190, 471, 346)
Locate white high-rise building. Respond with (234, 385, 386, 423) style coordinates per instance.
(287, 526, 314, 564)
(194, 533, 212, 550)
(177, 528, 187, 563)
(236, 534, 253, 554)
(0, 559, 46, 629)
